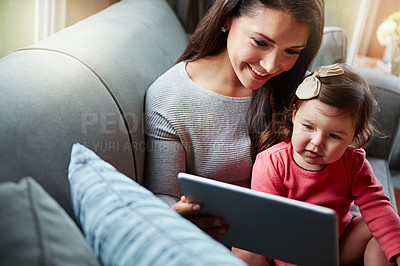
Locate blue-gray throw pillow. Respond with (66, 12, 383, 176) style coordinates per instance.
(0, 177, 99, 266)
(68, 143, 245, 266)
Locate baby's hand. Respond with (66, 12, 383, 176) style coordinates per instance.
(172, 196, 229, 240)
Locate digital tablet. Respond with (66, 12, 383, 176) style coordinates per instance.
(178, 172, 339, 266)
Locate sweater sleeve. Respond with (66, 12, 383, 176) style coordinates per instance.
(351, 150, 400, 261)
(144, 137, 185, 206)
(144, 62, 252, 205)
(144, 84, 186, 206)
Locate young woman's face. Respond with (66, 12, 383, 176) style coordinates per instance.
(291, 99, 356, 171)
(226, 7, 310, 91)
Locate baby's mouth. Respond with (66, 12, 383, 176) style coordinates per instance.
(305, 150, 321, 158)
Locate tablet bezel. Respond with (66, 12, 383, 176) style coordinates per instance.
(178, 172, 339, 266)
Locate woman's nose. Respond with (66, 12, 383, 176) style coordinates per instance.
(260, 51, 280, 75)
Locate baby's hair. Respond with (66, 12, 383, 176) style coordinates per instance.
(283, 64, 377, 149)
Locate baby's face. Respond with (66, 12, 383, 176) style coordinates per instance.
(291, 99, 356, 171)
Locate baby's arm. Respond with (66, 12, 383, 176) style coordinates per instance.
(351, 152, 400, 262)
(232, 247, 271, 265)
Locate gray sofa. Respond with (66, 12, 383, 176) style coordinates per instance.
(0, 0, 187, 219)
(360, 67, 400, 209)
(0, 0, 398, 264)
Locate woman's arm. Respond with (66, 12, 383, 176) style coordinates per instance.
(144, 91, 229, 239)
(144, 137, 185, 204)
(144, 137, 229, 239)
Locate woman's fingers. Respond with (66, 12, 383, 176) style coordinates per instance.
(188, 215, 224, 229)
(188, 215, 229, 240)
(171, 196, 230, 240)
(171, 196, 202, 215)
(204, 225, 230, 240)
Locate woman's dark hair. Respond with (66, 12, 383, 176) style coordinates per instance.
(177, 0, 325, 161)
(278, 64, 377, 149)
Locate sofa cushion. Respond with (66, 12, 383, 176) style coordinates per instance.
(0, 177, 99, 266)
(367, 158, 398, 212)
(68, 143, 245, 266)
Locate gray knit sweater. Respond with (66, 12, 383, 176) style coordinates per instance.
(144, 61, 252, 206)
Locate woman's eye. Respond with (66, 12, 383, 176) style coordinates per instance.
(252, 38, 267, 47)
(285, 49, 301, 55)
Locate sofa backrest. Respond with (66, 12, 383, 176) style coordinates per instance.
(359, 68, 400, 164)
(0, 0, 187, 217)
(310, 26, 348, 72)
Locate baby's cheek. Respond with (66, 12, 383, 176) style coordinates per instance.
(292, 125, 303, 137)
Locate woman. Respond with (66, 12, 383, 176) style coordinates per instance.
(144, 0, 324, 239)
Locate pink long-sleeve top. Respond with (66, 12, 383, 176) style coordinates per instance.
(251, 141, 400, 262)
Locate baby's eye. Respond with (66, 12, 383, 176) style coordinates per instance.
(329, 133, 341, 140)
(303, 124, 313, 130)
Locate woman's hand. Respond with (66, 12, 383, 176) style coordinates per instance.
(172, 196, 229, 240)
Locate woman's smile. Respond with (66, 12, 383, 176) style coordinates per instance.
(249, 65, 268, 76)
(248, 64, 269, 80)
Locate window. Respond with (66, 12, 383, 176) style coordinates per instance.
(325, 0, 369, 63)
(34, 0, 66, 43)
(325, 0, 400, 63)
(0, 0, 35, 58)
(0, 0, 118, 59)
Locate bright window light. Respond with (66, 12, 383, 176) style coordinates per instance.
(34, 0, 66, 43)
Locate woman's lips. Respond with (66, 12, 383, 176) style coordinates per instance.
(249, 65, 269, 80)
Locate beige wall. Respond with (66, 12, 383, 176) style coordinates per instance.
(0, 0, 119, 59)
(0, 0, 35, 58)
(364, 0, 400, 58)
(3, 0, 396, 60)
(66, 0, 119, 27)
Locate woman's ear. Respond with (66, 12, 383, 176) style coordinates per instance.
(224, 17, 232, 30)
